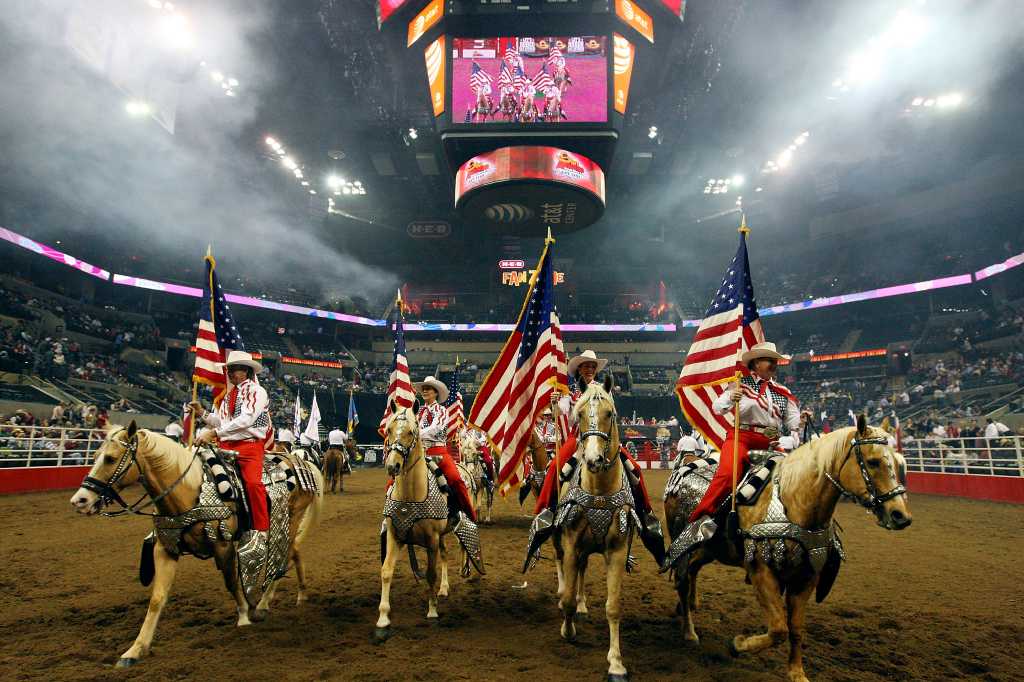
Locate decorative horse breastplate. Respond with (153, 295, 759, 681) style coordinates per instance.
(742, 479, 845, 574)
(555, 471, 641, 543)
(152, 471, 234, 559)
(382, 472, 449, 545)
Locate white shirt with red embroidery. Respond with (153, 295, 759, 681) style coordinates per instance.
(712, 375, 800, 443)
(418, 401, 448, 449)
(535, 419, 558, 450)
(201, 378, 271, 442)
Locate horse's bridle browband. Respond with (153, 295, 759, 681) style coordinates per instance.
(81, 429, 199, 518)
(825, 436, 907, 513)
(579, 392, 618, 470)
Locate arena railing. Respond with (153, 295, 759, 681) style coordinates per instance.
(901, 435, 1023, 477)
(0, 425, 109, 468)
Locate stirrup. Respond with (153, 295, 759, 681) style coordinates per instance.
(523, 508, 555, 573)
(640, 512, 666, 566)
(661, 515, 717, 573)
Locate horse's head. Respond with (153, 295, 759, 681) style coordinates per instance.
(69, 421, 146, 515)
(574, 376, 620, 473)
(835, 416, 912, 530)
(458, 430, 479, 461)
(384, 400, 419, 478)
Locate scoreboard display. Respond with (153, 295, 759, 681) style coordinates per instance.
(450, 36, 608, 126)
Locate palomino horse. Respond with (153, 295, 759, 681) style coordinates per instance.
(69, 422, 322, 667)
(554, 377, 636, 681)
(377, 402, 484, 641)
(323, 445, 348, 493)
(664, 416, 911, 682)
(457, 431, 493, 524)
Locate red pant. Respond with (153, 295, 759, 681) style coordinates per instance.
(220, 439, 269, 531)
(689, 430, 770, 522)
(533, 434, 652, 516)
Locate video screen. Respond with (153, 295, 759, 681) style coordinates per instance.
(451, 37, 608, 125)
(378, 0, 409, 26)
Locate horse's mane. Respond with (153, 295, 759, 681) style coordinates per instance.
(108, 426, 204, 489)
(777, 426, 858, 493)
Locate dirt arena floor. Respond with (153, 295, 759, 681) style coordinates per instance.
(1, 468, 1022, 681)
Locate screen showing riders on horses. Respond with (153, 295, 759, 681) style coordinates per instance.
(452, 36, 608, 124)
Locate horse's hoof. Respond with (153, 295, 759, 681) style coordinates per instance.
(608, 674, 629, 682)
(728, 636, 743, 658)
(373, 627, 392, 644)
(115, 658, 139, 668)
(251, 608, 268, 622)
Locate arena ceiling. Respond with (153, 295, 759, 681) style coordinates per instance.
(0, 0, 1022, 308)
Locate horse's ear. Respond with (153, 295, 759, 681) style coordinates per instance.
(127, 420, 138, 438)
(604, 374, 614, 394)
(411, 400, 420, 416)
(388, 399, 397, 416)
(856, 413, 868, 436)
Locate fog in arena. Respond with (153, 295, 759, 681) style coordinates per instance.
(0, 0, 398, 301)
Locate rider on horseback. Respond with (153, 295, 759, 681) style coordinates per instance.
(530, 350, 663, 560)
(416, 376, 478, 522)
(190, 350, 271, 550)
(687, 342, 801, 534)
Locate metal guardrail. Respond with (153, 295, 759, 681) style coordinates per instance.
(901, 435, 1023, 477)
(0, 424, 108, 467)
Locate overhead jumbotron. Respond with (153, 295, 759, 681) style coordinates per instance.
(379, 0, 685, 235)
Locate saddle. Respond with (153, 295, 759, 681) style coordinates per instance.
(661, 451, 785, 572)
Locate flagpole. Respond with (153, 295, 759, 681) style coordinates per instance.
(187, 243, 214, 448)
(730, 216, 750, 517)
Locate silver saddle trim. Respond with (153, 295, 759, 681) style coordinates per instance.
(452, 512, 485, 575)
(554, 470, 641, 544)
(382, 471, 449, 545)
(236, 461, 292, 607)
(662, 515, 717, 571)
(153, 463, 235, 558)
(742, 478, 840, 574)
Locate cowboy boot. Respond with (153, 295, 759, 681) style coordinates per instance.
(639, 512, 666, 566)
(522, 507, 555, 573)
(661, 515, 717, 572)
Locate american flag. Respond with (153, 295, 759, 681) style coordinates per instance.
(504, 41, 521, 67)
(498, 61, 515, 90)
(378, 292, 416, 436)
(469, 61, 492, 92)
(468, 236, 568, 494)
(443, 363, 465, 442)
(514, 64, 528, 91)
(547, 46, 564, 67)
(676, 222, 764, 450)
(532, 63, 555, 92)
(191, 250, 243, 407)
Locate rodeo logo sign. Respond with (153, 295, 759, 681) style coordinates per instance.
(407, 221, 451, 238)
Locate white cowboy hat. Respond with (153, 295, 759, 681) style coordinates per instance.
(416, 376, 449, 403)
(567, 349, 608, 376)
(740, 342, 789, 367)
(277, 428, 295, 443)
(222, 350, 262, 373)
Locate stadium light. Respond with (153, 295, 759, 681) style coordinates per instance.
(157, 13, 194, 51)
(265, 136, 278, 147)
(923, 98, 935, 107)
(300, 181, 309, 186)
(211, 71, 224, 83)
(228, 78, 239, 88)
(777, 148, 793, 168)
(224, 90, 235, 97)
(282, 156, 297, 170)
(327, 175, 342, 188)
(408, 128, 418, 140)
(125, 100, 151, 116)
(731, 174, 744, 187)
(309, 189, 316, 195)
(937, 92, 963, 108)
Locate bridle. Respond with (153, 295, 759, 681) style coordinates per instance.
(824, 435, 907, 516)
(578, 391, 618, 471)
(387, 414, 421, 474)
(80, 429, 199, 518)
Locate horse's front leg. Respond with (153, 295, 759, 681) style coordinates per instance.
(117, 542, 179, 666)
(785, 579, 815, 682)
(576, 556, 589, 616)
(375, 525, 400, 641)
(425, 535, 441, 619)
(604, 540, 629, 681)
(558, 545, 579, 641)
(732, 561, 788, 656)
(438, 536, 450, 597)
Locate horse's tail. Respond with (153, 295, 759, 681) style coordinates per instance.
(296, 466, 324, 547)
(324, 451, 338, 479)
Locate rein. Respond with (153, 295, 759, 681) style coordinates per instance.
(824, 435, 906, 513)
(81, 429, 200, 518)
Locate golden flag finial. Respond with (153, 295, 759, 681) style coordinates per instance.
(545, 226, 555, 245)
(738, 213, 751, 235)
(205, 244, 212, 258)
